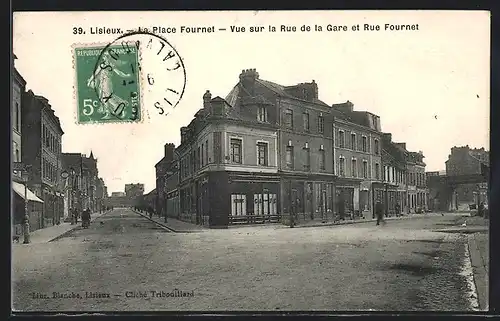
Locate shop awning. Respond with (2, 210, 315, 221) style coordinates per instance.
(12, 181, 44, 203)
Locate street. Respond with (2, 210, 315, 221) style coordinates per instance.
(13, 209, 476, 312)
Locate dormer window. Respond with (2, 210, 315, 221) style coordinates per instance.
(257, 106, 267, 122)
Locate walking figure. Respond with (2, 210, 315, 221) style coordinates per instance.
(375, 200, 385, 226)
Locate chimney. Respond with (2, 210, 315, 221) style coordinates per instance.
(164, 143, 175, 161)
(311, 80, 318, 100)
(333, 100, 354, 113)
(203, 90, 212, 111)
(180, 127, 188, 144)
(239, 68, 259, 96)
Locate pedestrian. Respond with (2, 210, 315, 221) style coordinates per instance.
(395, 203, 401, 217)
(375, 200, 385, 226)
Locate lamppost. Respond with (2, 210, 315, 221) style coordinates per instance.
(21, 166, 32, 244)
(61, 168, 77, 224)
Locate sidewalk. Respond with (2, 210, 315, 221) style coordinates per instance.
(468, 231, 489, 310)
(13, 210, 111, 245)
(132, 210, 207, 233)
(278, 211, 455, 229)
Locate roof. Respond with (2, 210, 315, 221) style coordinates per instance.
(256, 79, 330, 107)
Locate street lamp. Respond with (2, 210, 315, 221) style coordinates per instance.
(21, 167, 31, 244)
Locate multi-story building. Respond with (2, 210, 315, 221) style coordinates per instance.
(22, 90, 64, 229)
(445, 145, 489, 209)
(156, 143, 179, 219)
(95, 177, 108, 212)
(61, 152, 100, 218)
(158, 69, 391, 227)
(12, 55, 26, 168)
(406, 151, 428, 212)
(125, 183, 145, 199)
(332, 101, 383, 219)
(380, 133, 408, 215)
(12, 55, 45, 234)
(172, 84, 279, 226)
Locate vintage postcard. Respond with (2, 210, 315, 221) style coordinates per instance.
(11, 10, 490, 312)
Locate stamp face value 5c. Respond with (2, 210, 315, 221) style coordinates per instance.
(74, 44, 141, 124)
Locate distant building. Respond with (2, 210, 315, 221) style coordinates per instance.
(61, 152, 101, 217)
(125, 183, 144, 199)
(155, 143, 177, 219)
(22, 90, 64, 229)
(445, 146, 489, 209)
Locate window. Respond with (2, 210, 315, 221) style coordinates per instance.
(338, 130, 345, 148)
(257, 106, 267, 122)
(45, 130, 50, 147)
(197, 147, 201, 169)
(205, 140, 209, 165)
(231, 194, 247, 216)
(285, 109, 293, 128)
(303, 147, 310, 170)
(351, 133, 356, 150)
(12, 141, 18, 161)
(374, 139, 380, 155)
(362, 136, 368, 152)
(286, 146, 294, 169)
(352, 159, 357, 177)
(375, 163, 380, 179)
(257, 142, 268, 166)
(14, 102, 20, 131)
(339, 157, 345, 176)
(201, 143, 204, 167)
(318, 115, 324, 134)
(230, 138, 242, 164)
(319, 149, 326, 170)
(302, 112, 309, 131)
(363, 160, 368, 178)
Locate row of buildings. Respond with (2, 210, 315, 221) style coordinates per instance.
(12, 55, 108, 233)
(150, 68, 430, 227)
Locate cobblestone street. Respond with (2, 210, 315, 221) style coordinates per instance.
(12, 209, 478, 312)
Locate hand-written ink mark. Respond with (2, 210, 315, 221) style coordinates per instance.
(102, 93, 113, 103)
(163, 50, 175, 61)
(108, 48, 119, 60)
(164, 98, 172, 106)
(157, 42, 166, 55)
(167, 88, 179, 95)
(167, 62, 181, 71)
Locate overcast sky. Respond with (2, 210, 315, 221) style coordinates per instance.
(13, 10, 490, 194)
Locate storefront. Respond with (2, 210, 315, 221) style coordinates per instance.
(12, 181, 44, 233)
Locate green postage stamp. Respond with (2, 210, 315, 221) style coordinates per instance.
(73, 44, 141, 124)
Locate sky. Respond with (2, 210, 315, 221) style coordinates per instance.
(13, 11, 490, 194)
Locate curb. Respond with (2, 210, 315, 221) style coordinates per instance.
(465, 234, 481, 311)
(282, 214, 424, 229)
(48, 210, 112, 242)
(131, 210, 178, 233)
(466, 233, 489, 311)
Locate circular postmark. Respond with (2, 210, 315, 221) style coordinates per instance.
(91, 30, 187, 122)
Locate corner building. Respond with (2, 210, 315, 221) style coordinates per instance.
(164, 69, 387, 227)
